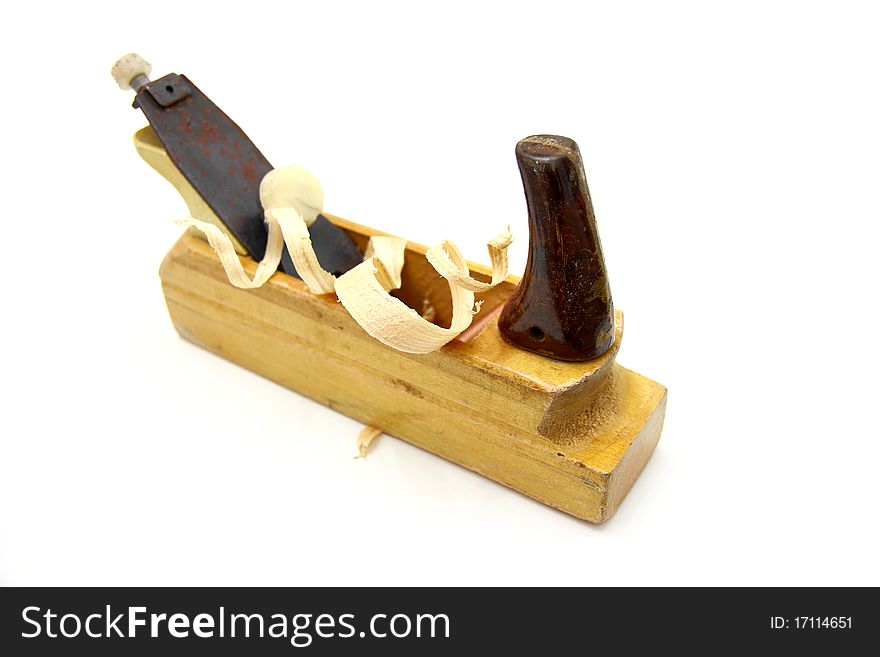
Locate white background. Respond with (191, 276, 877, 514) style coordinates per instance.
(1, 1, 878, 586)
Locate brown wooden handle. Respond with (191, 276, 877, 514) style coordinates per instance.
(498, 135, 614, 361)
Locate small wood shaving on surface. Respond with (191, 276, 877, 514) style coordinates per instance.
(354, 426, 383, 459)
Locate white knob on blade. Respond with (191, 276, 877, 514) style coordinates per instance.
(111, 53, 152, 90)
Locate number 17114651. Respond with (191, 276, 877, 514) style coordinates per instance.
(770, 617, 852, 629)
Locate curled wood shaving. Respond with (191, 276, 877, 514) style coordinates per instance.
(180, 165, 513, 354)
(425, 227, 513, 292)
(336, 236, 510, 354)
(176, 165, 326, 291)
(364, 235, 407, 290)
(273, 207, 337, 294)
(175, 214, 283, 288)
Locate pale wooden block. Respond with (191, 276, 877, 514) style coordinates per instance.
(159, 228, 666, 522)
